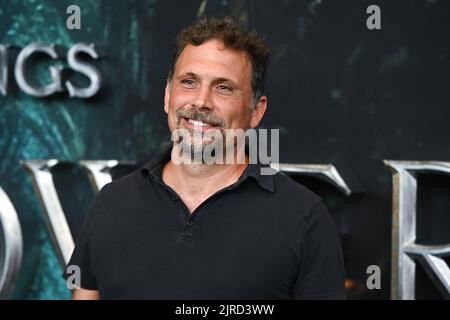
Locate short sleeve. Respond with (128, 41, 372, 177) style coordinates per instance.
(62, 188, 104, 290)
(292, 200, 346, 299)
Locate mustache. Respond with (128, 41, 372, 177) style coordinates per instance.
(175, 107, 227, 128)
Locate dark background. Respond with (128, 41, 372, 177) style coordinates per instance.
(0, 0, 449, 299)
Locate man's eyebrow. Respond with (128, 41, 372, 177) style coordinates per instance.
(176, 72, 199, 79)
(176, 72, 239, 87)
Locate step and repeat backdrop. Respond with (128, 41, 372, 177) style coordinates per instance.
(0, 0, 449, 299)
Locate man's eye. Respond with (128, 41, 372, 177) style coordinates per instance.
(180, 79, 196, 87)
(216, 85, 232, 93)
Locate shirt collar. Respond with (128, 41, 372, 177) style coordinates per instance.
(140, 144, 275, 193)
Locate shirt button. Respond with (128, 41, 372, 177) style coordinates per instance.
(186, 220, 194, 226)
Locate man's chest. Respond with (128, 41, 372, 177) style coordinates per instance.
(90, 212, 300, 299)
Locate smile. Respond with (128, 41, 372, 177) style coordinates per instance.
(188, 119, 209, 127)
(182, 117, 221, 131)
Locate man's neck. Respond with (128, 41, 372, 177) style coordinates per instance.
(161, 147, 249, 213)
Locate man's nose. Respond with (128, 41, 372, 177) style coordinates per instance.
(192, 85, 213, 110)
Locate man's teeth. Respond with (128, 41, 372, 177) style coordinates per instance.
(188, 119, 208, 127)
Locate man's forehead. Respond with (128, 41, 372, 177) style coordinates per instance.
(175, 40, 252, 80)
(180, 39, 248, 58)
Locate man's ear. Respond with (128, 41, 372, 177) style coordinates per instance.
(164, 80, 171, 114)
(250, 95, 267, 128)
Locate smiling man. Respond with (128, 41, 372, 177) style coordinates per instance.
(63, 16, 345, 300)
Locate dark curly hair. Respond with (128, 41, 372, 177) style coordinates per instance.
(168, 16, 270, 105)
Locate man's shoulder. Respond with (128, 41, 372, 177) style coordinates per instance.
(271, 170, 322, 210)
(96, 168, 145, 199)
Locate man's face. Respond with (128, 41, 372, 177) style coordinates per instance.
(164, 39, 266, 154)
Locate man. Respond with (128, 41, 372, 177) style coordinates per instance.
(63, 16, 345, 299)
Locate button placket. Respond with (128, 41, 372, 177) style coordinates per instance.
(174, 186, 231, 243)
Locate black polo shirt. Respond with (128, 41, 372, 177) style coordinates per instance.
(63, 146, 345, 299)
